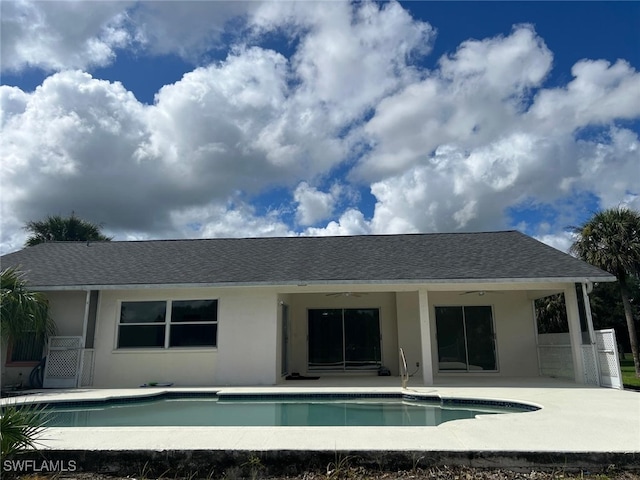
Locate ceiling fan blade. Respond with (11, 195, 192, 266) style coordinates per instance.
(459, 290, 504, 296)
(325, 292, 366, 297)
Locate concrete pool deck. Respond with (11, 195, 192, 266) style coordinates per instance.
(3, 377, 639, 456)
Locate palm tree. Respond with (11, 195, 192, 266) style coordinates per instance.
(0, 267, 55, 345)
(24, 212, 111, 247)
(570, 207, 640, 377)
(534, 293, 568, 334)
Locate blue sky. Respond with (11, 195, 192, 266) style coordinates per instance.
(1, 1, 639, 254)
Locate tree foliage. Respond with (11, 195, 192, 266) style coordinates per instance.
(534, 293, 568, 334)
(24, 212, 111, 247)
(0, 267, 55, 343)
(570, 206, 640, 377)
(590, 279, 640, 351)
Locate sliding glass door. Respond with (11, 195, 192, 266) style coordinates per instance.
(435, 306, 497, 371)
(308, 308, 381, 371)
(308, 309, 343, 370)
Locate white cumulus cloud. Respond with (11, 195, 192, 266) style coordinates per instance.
(1, 2, 639, 255)
(1, 0, 134, 72)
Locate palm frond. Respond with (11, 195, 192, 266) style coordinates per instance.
(0, 267, 56, 342)
(0, 403, 50, 458)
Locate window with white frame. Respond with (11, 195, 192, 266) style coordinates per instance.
(118, 300, 218, 348)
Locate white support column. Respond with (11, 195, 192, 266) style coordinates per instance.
(418, 289, 434, 386)
(564, 285, 586, 384)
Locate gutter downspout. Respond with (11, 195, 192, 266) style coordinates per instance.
(77, 289, 91, 388)
(582, 281, 601, 386)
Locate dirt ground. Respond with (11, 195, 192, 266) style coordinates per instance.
(10, 467, 640, 480)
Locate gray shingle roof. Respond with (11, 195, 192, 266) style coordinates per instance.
(0, 231, 614, 288)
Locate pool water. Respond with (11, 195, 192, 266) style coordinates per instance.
(42, 397, 532, 427)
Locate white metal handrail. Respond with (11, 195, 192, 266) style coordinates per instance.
(399, 347, 409, 389)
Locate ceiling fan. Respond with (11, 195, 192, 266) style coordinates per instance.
(325, 292, 368, 297)
(459, 290, 503, 296)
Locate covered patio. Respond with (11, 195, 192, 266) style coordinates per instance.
(275, 281, 618, 389)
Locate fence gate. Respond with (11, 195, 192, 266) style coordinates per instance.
(43, 336, 83, 388)
(595, 329, 623, 389)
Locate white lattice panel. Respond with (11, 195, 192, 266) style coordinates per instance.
(596, 329, 622, 389)
(47, 349, 80, 377)
(596, 329, 616, 351)
(49, 337, 82, 349)
(43, 336, 82, 388)
(598, 351, 619, 376)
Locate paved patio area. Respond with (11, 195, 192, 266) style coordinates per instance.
(3, 377, 639, 454)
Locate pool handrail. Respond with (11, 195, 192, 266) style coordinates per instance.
(399, 347, 409, 389)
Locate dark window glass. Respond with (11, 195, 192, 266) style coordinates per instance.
(344, 309, 381, 368)
(308, 309, 344, 370)
(170, 324, 217, 347)
(464, 306, 496, 371)
(308, 308, 381, 371)
(171, 300, 217, 323)
(435, 307, 467, 370)
(118, 299, 217, 349)
(10, 333, 45, 362)
(118, 325, 165, 348)
(120, 301, 166, 324)
(435, 306, 497, 372)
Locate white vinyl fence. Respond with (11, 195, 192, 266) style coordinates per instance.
(595, 329, 623, 389)
(43, 336, 83, 388)
(537, 329, 623, 389)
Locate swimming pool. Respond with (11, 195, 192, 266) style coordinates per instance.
(35, 393, 538, 427)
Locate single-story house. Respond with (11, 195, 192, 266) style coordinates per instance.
(0, 231, 616, 389)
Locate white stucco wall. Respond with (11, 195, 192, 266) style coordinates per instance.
(396, 291, 422, 376)
(2, 282, 562, 389)
(47, 291, 88, 336)
(92, 287, 279, 387)
(215, 289, 279, 385)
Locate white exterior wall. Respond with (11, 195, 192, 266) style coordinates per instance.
(215, 289, 279, 385)
(396, 292, 422, 377)
(2, 282, 570, 389)
(92, 287, 279, 387)
(47, 291, 87, 336)
(2, 291, 87, 387)
(493, 291, 540, 375)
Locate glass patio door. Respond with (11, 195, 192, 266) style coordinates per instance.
(435, 306, 497, 371)
(308, 308, 381, 371)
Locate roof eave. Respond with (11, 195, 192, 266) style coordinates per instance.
(27, 275, 617, 291)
